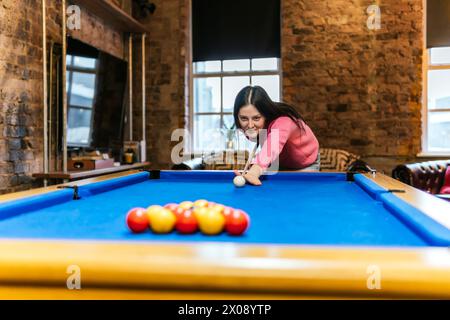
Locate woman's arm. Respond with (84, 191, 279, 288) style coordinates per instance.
(253, 117, 297, 171)
(237, 117, 297, 185)
(237, 164, 263, 186)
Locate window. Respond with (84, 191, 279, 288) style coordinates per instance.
(191, 58, 281, 152)
(424, 47, 450, 153)
(66, 55, 98, 146)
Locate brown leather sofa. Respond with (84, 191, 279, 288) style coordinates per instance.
(392, 160, 450, 201)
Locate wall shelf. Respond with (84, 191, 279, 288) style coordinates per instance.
(71, 0, 149, 33)
(33, 162, 151, 181)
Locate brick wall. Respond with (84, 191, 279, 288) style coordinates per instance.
(0, 0, 44, 193)
(282, 0, 425, 173)
(132, 0, 189, 169)
(0, 0, 125, 194)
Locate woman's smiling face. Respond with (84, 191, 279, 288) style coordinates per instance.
(237, 104, 266, 139)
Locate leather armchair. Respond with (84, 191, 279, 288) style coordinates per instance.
(392, 160, 450, 201)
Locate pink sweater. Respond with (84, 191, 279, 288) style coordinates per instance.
(252, 116, 319, 170)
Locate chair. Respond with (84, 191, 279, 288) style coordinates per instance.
(171, 150, 249, 170)
(173, 148, 361, 172)
(319, 148, 361, 171)
(392, 159, 450, 201)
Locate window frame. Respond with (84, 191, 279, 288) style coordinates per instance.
(66, 55, 99, 148)
(189, 59, 282, 154)
(422, 48, 450, 156)
(421, 0, 450, 156)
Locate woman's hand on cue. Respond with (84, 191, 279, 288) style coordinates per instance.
(233, 164, 263, 186)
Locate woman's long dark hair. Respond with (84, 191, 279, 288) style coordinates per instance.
(233, 86, 306, 132)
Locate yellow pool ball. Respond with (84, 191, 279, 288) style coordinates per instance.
(193, 207, 209, 221)
(150, 208, 176, 233)
(198, 208, 225, 235)
(179, 201, 194, 210)
(210, 204, 225, 214)
(146, 205, 164, 221)
(193, 199, 209, 208)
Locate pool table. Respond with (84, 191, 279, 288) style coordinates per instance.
(0, 169, 450, 299)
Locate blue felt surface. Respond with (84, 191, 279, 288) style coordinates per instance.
(0, 171, 447, 247)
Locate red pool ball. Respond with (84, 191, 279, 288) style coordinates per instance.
(221, 206, 234, 219)
(225, 209, 250, 236)
(126, 207, 149, 233)
(175, 209, 198, 234)
(173, 206, 187, 219)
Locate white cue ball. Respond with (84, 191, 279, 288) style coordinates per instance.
(233, 175, 246, 187)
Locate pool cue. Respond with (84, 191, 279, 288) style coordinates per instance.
(241, 143, 258, 175)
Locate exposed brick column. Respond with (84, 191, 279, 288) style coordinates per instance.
(133, 0, 190, 169)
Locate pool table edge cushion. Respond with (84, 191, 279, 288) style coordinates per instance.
(0, 169, 146, 204)
(0, 172, 151, 219)
(354, 175, 450, 246)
